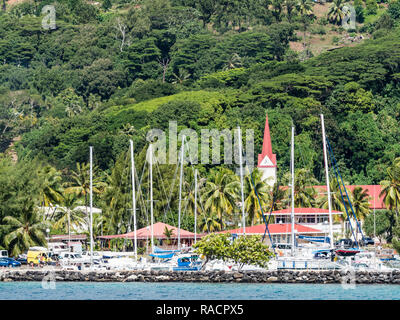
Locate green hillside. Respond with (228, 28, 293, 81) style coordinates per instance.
(1, 0, 400, 254)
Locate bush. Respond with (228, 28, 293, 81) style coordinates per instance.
(193, 233, 274, 270)
(388, 0, 400, 20)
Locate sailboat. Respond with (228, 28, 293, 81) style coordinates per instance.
(271, 118, 343, 270)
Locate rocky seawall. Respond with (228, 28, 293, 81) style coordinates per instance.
(1, 269, 400, 284)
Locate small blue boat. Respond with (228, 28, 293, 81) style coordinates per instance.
(173, 254, 202, 271)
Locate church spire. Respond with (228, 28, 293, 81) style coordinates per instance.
(258, 113, 277, 168)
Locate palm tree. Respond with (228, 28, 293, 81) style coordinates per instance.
(223, 53, 243, 71)
(317, 177, 350, 223)
(64, 162, 105, 226)
(53, 193, 85, 237)
(327, 0, 346, 25)
(202, 168, 238, 227)
(199, 212, 225, 233)
(241, 169, 271, 226)
(3, 206, 49, 256)
(380, 158, 400, 217)
(351, 186, 371, 240)
(268, 182, 287, 211)
(283, 168, 318, 208)
(163, 226, 174, 245)
(284, 0, 298, 22)
(172, 68, 191, 84)
(37, 165, 64, 209)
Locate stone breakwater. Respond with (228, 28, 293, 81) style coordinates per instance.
(1, 269, 400, 284)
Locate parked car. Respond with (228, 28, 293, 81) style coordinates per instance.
(0, 257, 21, 267)
(0, 250, 8, 258)
(362, 237, 375, 246)
(81, 251, 102, 263)
(16, 253, 28, 265)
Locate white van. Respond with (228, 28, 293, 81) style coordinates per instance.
(58, 252, 85, 265)
(0, 250, 8, 258)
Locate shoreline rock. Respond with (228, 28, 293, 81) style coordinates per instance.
(1, 269, 400, 284)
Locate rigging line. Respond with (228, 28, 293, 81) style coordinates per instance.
(326, 138, 365, 243)
(242, 148, 276, 255)
(325, 140, 358, 248)
(161, 157, 180, 225)
(154, 160, 171, 222)
(181, 178, 195, 230)
(181, 134, 203, 222)
(136, 152, 150, 227)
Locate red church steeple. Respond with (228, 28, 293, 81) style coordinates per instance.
(258, 114, 277, 168)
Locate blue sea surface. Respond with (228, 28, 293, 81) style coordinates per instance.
(0, 282, 400, 300)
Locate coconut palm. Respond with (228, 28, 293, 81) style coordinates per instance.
(202, 168, 238, 226)
(352, 187, 371, 221)
(163, 226, 174, 245)
(37, 165, 64, 209)
(199, 212, 225, 233)
(317, 177, 351, 223)
(380, 158, 400, 217)
(283, 168, 319, 208)
(223, 53, 243, 71)
(182, 169, 206, 217)
(3, 205, 49, 256)
(53, 193, 85, 236)
(351, 186, 371, 240)
(241, 169, 271, 226)
(64, 162, 106, 226)
(284, 0, 298, 22)
(327, 0, 346, 25)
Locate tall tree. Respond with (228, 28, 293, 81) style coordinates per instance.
(64, 162, 105, 227)
(3, 206, 49, 257)
(242, 169, 271, 226)
(327, 0, 346, 25)
(202, 167, 238, 226)
(380, 158, 400, 217)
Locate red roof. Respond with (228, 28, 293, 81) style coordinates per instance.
(50, 234, 87, 241)
(258, 114, 277, 168)
(271, 207, 342, 215)
(222, 223, 323, 235)
(313, 185, 384, 209)
(97, 222, 196, 240)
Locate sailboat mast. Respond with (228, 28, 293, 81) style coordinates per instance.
(177, 135, 185, 251)
(238, 126, 246, 236)
(321, 114, 334, 249)
(149, 143, 154, 254)
(194, 169, 198, 244)
(130, 139, 137, 261)
(89, 146, 94, 267)
(290, 126, 295, 256)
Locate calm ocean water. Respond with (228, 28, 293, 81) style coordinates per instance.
(0, 282, 400, 300)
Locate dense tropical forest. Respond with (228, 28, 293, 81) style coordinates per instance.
(1, 0, 400, 255)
